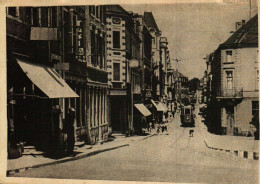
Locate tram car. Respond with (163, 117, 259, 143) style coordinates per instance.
(180, 105, 195, 127)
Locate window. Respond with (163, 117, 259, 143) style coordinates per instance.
(252, 101, 259, 117)
(96, 6, 99, 19)
(91, 30, 96, 65)
(226, 50, 232, 63)
(256, 70, 259, 90)
(8, 7, 17, 17)
(185, 108, 191, 115)
(51, 7, 57, 27)
(41, 7, 48, 27)
(226, 71, 233, 89)
(89, 5, 95, 16)
(32, 8, 39, 26)
(113, 63, 120, 81)
(113, 31, 120, 49)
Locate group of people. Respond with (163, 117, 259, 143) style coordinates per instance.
(146, 119, 169, 134)
(156, 122, 168, 133)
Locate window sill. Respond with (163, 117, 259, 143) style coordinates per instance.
(223, 62, 234, 64)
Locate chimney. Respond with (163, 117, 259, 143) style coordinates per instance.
(236, 22, 242, 30)
(242, 20, 246, 25)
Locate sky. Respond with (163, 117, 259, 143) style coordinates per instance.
(122, 1, 257, 79)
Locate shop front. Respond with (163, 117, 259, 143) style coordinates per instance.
(7, 58, 78, 158)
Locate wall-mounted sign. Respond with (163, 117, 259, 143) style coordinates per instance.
(77, 20, 84, 56)
(54, 63, 70, 71)
(129, 59, 139, 68)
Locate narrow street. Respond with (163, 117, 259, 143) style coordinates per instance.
(13, 109, 259, 184)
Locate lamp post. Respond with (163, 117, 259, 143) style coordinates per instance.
(127, 58, 139, 136)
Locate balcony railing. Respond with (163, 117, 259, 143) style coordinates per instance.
(217, 88, 243, 99)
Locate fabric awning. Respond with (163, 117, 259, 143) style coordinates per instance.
(17, 58, 79, 98)
(151, 100, 168, 112)
(134, 104, 151, 117)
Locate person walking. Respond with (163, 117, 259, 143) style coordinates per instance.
(149, 121, 152, 132)
(65, 108, 75, 156)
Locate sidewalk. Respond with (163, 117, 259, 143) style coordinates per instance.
(194, 103, 259, 160)
(7, 130, 157, 176)
(199, 127, 259, 160)
(194, 111, 259, 160)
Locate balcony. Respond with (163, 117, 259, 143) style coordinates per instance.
(216, 88, 243, 99)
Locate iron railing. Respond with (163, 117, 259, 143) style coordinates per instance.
(217, 88, 243, 98)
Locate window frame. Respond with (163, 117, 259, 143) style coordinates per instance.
(113, 62, 120, 81)
(112, 31, 121, 49)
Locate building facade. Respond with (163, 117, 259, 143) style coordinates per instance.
(106, 5, 143, 135)
(208, 15, 259, 136)
(7, 6, 109, 159)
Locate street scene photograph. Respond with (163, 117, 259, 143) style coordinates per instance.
(3, 0, 259, 183)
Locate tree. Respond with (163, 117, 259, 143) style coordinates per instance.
(188, 78, 200, 93)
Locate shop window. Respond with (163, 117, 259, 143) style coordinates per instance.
(113, 63, 120, 81)
(113, 31, 120, 49)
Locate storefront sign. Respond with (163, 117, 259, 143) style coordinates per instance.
(54, 63, 69, 71)
(129, 59, 139, 68)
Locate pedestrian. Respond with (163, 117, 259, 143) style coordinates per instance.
(189, 129, 194, 137)
(149, 121, 152, 132)
(65, 108, 75, 156)
(157, 124, 161, 133)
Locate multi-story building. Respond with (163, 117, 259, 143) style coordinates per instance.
(106, 5, 144, 135)
(83, 5, 109, 144)
(6, 6, 109, 159)
(208, 15, 258, 136)
(160, 37, 170, 106)
(6, 6, 79, 155)
(143, 12, 162, 101)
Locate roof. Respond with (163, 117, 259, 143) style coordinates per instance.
(220, 14, 258, 49)
(106, 5, 129, 16)
(144, 12, 160, 32)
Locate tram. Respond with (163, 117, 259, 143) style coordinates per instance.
(180, 105, 195, 127)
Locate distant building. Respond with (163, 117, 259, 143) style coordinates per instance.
(208, 15, 258, 136)
(144, 12, 162, 101)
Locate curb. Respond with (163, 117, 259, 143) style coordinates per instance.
(141, 133, 158, 140)
(7, 144, 129, 176)
(204, 140, 259, 160)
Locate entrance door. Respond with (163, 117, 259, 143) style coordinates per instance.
(226, 106, 234, 135)
(111, 97, 125, 132)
